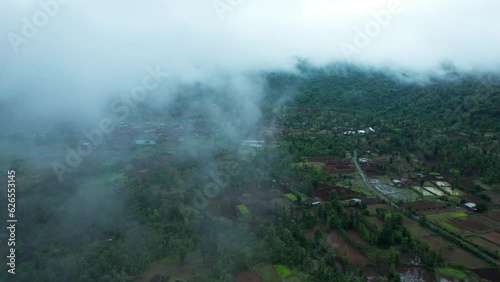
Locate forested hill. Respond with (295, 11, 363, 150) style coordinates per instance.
(264, 64, 500, 133)
(263, 63, 499, 185)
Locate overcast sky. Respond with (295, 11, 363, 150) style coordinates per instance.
(1, 0, 499, 120)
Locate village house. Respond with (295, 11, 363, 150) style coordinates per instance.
(392, 179, 403, 186)
(464, 202, 477, 211)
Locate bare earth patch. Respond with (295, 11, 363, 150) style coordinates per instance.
(327, 232, 370, 265)
(236, 269, 263, 282)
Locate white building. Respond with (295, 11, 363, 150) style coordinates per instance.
(242, 140, 265, 148)
(392, 179, 403, 186)
(464, 202, 476, 210)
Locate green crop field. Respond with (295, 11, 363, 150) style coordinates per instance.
(274, 265, 292, 278)
(254, 265, 281, 281)
(160, 255, 180, 265)
(424, 181, 434, 187)
(439, 221, 461, 234)
(237, 204, 250, 214)
(285, 193, 297, 201)
(436, 267, 468, 279)
(428, 212, 467, 221)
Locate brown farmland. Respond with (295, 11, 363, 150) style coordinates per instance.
(327, 232, 370, 265)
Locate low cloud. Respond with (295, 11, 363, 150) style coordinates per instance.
(0, 0, 499, 121)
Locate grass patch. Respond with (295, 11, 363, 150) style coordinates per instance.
(428, 212, 467, 221)
(237, 204, 250, 214)
(295, 190, 308, 201)
(79, 173, 125, 189)
(285, 193, 297, 202)
(436, 267, 468, 279)
(474, 180, 493, 191)
(239, 147, 257, 161)
(435, 176, 445, 179)
(300, 162, 325, 168)
(254, 265, 281, 281)
(447, 195, 461, 201)
(439, 221, 461, 233)
(274, 265, 293, 278)
(429, 172, 441, 176)
(160, 255, 179, 265)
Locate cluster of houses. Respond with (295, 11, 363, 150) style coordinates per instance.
(343, 127, 376, 135)
(241, 140, 265, 148)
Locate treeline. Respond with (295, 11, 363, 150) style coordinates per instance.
(256, 191, 447, 282)
(265, 63, 499, 184)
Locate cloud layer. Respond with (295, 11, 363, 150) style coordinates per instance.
(1, 0, 499, 119)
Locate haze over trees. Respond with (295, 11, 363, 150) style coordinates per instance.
(1, 1, 500, 282)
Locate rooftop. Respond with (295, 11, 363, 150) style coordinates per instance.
(464, 202, 476, 208)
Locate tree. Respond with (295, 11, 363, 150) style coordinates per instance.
(476, 203, 488, 212)
(329, 190, 339, 202)
(179, 247, 187, 263)
(314, 229, 323, 245)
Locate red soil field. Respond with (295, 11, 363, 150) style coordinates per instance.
(486, 211, 500, 221)
(333, 164, 353, 169)
(253, 189, 282, 201)
(457, 177, 475, 188)
(472, 268, 500, 282)
(327, 233, 369, 265)
(304, 157, 356, 174)
(403, 218, 416, 226)
(474, 214, 500, 229)
(306, 157, 340, 163)
(278, 185, 293, 194)
(482, 232, 500, 246)
(235, 269, 263, 282)
(468, 236, 500, 252)
(441, 220, 465, 234)
(452, 218, 492, 232)
(423, 235, 487, 268)
(315, 183, 358, 201)
(367, 216, 385, 229)
(421, 208, 460, 216)
(462, 194, 483, 204)
(246, 202, 272, 216)
(403, 200, 440, 211)
(206, 193, 239, 217)
(365, 170, 382, 176)
(345, 230, 370, 248)
(149, 275, 170, 282)
(324, 165, 355, 174)
(364, 267, 383, 282)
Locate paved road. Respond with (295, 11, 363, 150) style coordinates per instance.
(353, 150, 499, 266)
(353, 150, 396, 208)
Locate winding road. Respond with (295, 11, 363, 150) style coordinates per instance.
(353, 150, 499, 267)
